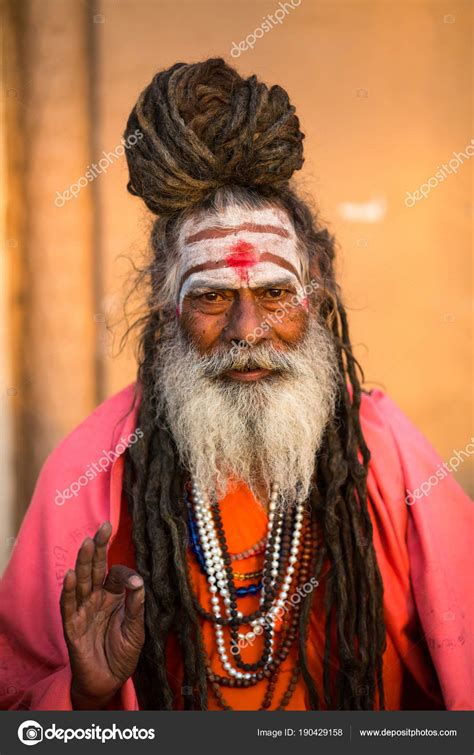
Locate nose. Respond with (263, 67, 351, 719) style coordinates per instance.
(222, 291, 269, 346)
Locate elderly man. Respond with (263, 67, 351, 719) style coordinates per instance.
(0, 58, 472, 712)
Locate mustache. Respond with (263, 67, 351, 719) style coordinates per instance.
(193, 342, 302, 378)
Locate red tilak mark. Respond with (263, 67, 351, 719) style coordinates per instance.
(301, 297, 309, 310)
(225, 241, 259, 281)
(226, 240, 258, 267)
(175, 305, 180, 318)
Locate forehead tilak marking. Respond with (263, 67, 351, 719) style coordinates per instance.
(179, 221, 300, 274)
(225, 240, 259, 282)
(178, 250, 302, 292)
(185, 223, 290, 245)
(175, 209, 304, 311)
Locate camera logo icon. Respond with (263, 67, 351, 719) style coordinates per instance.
(18, 720, 44, 746)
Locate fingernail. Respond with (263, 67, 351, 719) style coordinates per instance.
(128, 575, 143, 588)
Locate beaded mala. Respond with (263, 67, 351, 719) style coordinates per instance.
(185, 479, 316, 710)
(232, 569, 262, 581)
(206, 516, 315, 710)
(187, 491, 263, 598)
(229, 537, 266, 562)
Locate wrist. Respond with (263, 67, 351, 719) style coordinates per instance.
(71, 679, 121, 711)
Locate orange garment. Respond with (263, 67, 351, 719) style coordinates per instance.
(111, 480, 443, 710)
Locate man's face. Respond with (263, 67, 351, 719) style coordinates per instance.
(155, 201, 338, 505)
(176, 205, 309, 380)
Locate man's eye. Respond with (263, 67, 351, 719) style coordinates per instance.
(200, 292, 224, 302)
(265, 289, 284, 299)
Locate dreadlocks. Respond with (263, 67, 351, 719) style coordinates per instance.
(122, 58, 386, 710)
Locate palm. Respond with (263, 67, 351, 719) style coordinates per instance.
(60, 523, 145, 707)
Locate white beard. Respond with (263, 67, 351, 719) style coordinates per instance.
(153, 317, 339, 507)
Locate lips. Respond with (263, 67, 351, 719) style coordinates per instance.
(224, 368, 272, 382)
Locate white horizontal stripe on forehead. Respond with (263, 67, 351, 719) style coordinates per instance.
(177, 233, 302, 272)
(178, 263, 305, 310)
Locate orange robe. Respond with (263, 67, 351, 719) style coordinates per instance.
(111, 480, 444, 710)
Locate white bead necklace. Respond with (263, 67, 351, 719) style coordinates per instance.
(189, 480, 306, 681)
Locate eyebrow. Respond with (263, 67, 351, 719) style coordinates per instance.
(185, 223, 290, 244)
(178, 252, 301, 292)
(186, 275, 298, 295)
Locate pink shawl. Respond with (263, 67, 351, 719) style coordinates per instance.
(0, 384, 472, 710)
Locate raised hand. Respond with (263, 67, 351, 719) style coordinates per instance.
(60, 522, 145, 709)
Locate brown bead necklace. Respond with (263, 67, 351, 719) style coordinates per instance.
(185, 480, 317, 709)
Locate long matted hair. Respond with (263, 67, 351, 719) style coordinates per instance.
(121, 58, 386, 710)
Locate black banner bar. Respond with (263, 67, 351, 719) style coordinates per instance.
(1, 711, 472, 755)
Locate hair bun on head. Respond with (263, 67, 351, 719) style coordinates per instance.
(124, 58, 304, 216)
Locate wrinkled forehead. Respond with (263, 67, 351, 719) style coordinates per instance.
(176, 205, 303, 307)
(177, 205, 298, 252)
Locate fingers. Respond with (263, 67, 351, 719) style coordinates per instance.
(74, 537, 95, 606)
(73, 522, 113, 606)
(103, 564, 144, 596)
(60, 569, 77, 625)
(91, 522, 113, 590)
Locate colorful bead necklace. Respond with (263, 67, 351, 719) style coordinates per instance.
(186, 479, 315, 708)
(186, 490, 263, 597)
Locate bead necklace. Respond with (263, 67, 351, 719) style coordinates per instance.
(186, 491, 264, 598)
(205, 515, 316, 710)
(229, 537, 266, 561)
(232, 569, 263, 581)
(188, 480, 307, 686)
(186, 482, 267, 563)
(191, 502, 298, 628)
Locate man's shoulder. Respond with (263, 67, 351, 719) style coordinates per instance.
(12, 385, 141, 567)
(358, 387, 456, 505)
(360, 387, 398, 420)
(359, 388, 430, 452)
(43, 383, 140, 482)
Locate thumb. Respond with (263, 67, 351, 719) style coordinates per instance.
(103, 564, 144, 595)
(124, 580, 146, 624)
